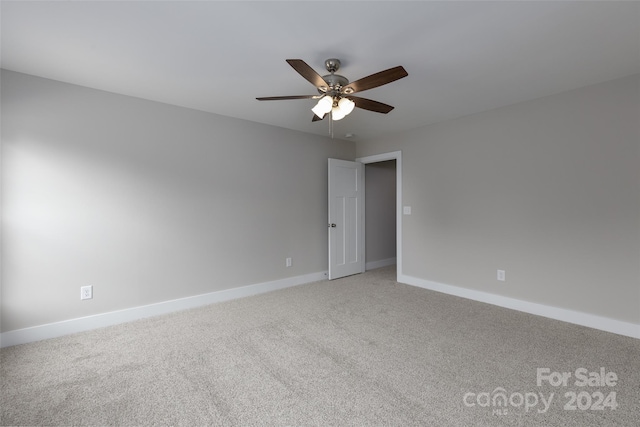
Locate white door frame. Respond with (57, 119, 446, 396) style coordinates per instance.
(356, 151, 402, 281)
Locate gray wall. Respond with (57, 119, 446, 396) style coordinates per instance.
(1, 70, 355, 332)
(365, 160, 396, 265)
(357, 74, 640, 324)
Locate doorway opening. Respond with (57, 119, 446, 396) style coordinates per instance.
(356, 151, 402, 280)
(364, 160, 396, 270)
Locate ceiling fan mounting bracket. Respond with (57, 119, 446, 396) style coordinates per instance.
(324, 58, 341, 73)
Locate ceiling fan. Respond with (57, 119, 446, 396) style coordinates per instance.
(256, 58, 408, 123)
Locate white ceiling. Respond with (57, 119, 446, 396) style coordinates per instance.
(2, 1, 639, 141)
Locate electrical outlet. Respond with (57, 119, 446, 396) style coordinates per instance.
(286, 257, 292, 267)
(497, 270, 506, 282)
(80, 285, 93, 300)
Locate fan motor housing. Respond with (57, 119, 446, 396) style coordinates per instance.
(322, 73, 349, 89)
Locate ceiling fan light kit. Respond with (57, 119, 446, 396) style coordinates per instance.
(312, 96, 355, 121)
(256, 58, 408, 133)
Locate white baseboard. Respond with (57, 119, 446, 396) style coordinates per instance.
(5, 271, 636, 347)
(0, 271, 328, 348)
(398, 274, 640, 340)
(366, 257, 397, 271)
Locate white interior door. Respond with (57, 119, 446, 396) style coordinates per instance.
(328, 158, 364, 280)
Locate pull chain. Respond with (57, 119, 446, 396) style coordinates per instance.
(330, 112, 334, 139)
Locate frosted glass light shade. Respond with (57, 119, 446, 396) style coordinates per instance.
(338, 97, 355, 115)
(311, 96, 334, 118)
(311, 104, 326, 119)
(331, 106, 346, 121)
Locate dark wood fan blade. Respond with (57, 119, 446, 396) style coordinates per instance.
(256, 95, 317, 101)
(286, 59, 328, 90)
(348, 96, 395, 114)
(342, 66, 408, 94)
(312, 114, 324, 122)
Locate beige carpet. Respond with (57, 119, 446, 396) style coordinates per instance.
(2, 266, 639, 426)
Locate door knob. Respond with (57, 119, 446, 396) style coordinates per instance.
(328, 223, 336, 228)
